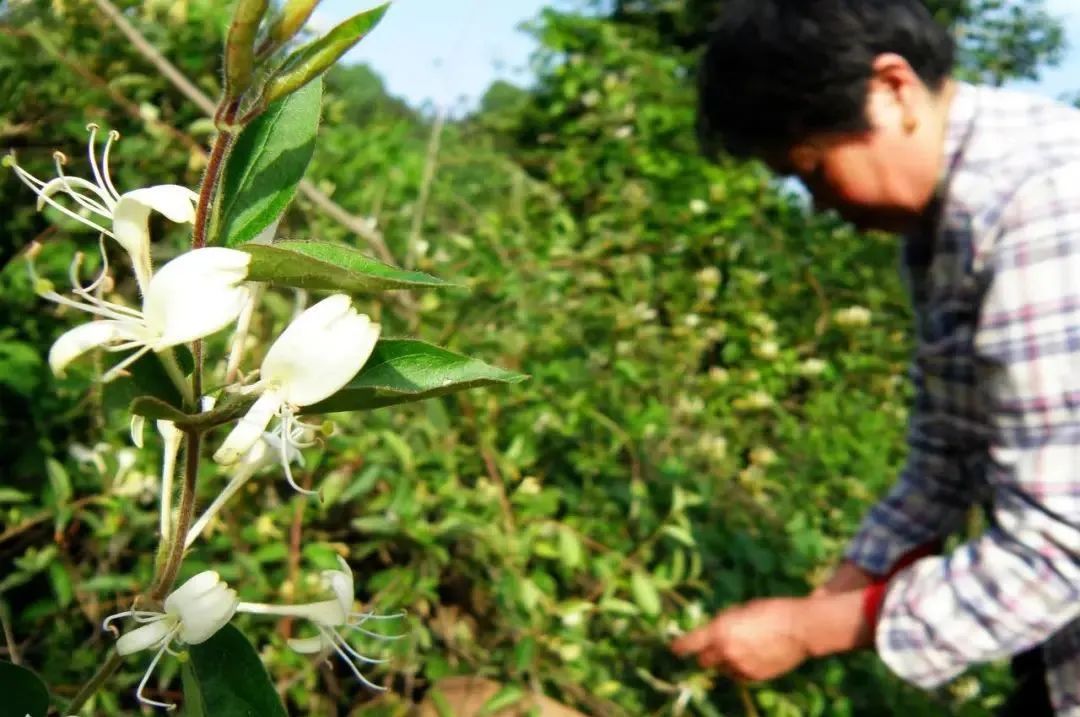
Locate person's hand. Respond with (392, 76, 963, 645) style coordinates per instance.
(811, 560, 875, 597)
(670, 597, 811, 682)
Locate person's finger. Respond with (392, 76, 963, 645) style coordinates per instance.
(671, 626, 711, 656)
(697, 645, 727, 669)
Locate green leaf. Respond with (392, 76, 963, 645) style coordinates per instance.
(240, 240, 449, 293)
(265, 4, 389, 103)
(558, 527, 583, 569)
(129, 396, 190, 424)
(181, 625, 286, 717)
(479, 684, 525, 716)
(306, 340, 527, 414)
(47, 562, 72, 608)
(218, 80, 322, 247)
(0, 661, 49, 717)
(0, 488, 30, 504)
(45, 458, 71, 505)
(630, 570, 662, 617)
(513, 636, 536, 673)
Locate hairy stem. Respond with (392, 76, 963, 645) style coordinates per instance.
(66, 650, 122, 714)
(192, 104, 238, 250)
(151, 430, 201, 601)
(158, 348, 195, 409)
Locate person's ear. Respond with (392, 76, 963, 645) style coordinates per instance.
(868, 53, 924, 133)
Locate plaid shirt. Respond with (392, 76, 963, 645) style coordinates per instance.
(844, 82, 1080, 715)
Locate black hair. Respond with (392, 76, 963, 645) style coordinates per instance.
(696, 0, 955, 159)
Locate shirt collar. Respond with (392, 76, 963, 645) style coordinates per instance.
(940, 81, 980, 192)
(905, 81, 980, 266)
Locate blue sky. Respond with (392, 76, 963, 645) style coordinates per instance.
(317, 0, 560, 111)
(317, 0, 1080, 110)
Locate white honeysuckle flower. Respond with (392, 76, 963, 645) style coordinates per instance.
(156, 420, 183, 541)
(5, 124, 198, 293)
(213, 294, 380, 494)
(103, 571, 238, 710)
(185, 431, 305, 549)
(41, 247, 251, 381)
(236, 556, 404, 690)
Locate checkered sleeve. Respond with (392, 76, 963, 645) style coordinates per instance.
(844, 373, 973, 576)
(874, 162, 1080, 687)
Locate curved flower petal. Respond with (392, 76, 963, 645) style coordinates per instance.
(164, 571, 223, 612)
(287, 634, 331, 654)
(119, 185, 199, 224)
(176, 586, 239, 644)
(261, 294, 381, 406)
(322, 556, 354, 614)
(142, 248, 251, 348)
(113, 186, 199, 278)
(116, 618, 174, 655)
(111, 204, 154, 293)
(214, 390, 286, 465)
(130, 414, 147, 449)
(48, 320, 135, 376)
(164, 571, 238, 644)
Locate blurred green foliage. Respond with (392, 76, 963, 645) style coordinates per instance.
(0, 0, 1065, 714)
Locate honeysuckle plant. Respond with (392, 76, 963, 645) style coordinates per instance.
(236, 556, 405, 690)
(3, 2, 526, 714)
(103, 571, 239, 710)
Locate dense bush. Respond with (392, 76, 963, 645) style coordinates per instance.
(0, 0, 1064, 714)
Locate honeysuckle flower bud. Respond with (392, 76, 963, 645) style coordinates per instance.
(103, 571, 238, 710)
(236, 556, 403, 690)
(5, 124, 198, 293)
(42, 247, 251, 381)
(213, 294, 380, 494)
(155, 420, 183, 541)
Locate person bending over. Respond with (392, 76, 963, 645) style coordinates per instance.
(670, 2, 1080, 715)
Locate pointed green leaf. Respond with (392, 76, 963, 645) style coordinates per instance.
(218, 80, 322, 247)
(630, 570, 662, 617)
(0, 661, 49, 717)
(129, 396, 191, 424)
(181, 625, 286, 717)
(240, 240, 450, 293)
(265, 4, 390, 103)
(305, 340, 527, 414)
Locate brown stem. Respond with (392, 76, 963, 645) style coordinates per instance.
(193, 102, 239, 249)
(151, 430, 201, 601)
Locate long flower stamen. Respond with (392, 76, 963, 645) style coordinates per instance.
(101, 345, 153, 382)
(324, 628, 386, 691)
(27, 251, 140, 325)
(37, 285, 142, 324)
(329, 630, 388, 665)
(85, 124, 108, 202)
(52, 151, 112, 217)
(278, 407, 318, 496)
(68, 246, 108, 296)
(135, 633, 180, 711)
(346, 611, 408, 640)
(7, 153, 114, 235)
(102, 610, 165, 633)
(101, 129, 123, 202)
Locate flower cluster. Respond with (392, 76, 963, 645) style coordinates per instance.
(10, 127, 401, 709)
